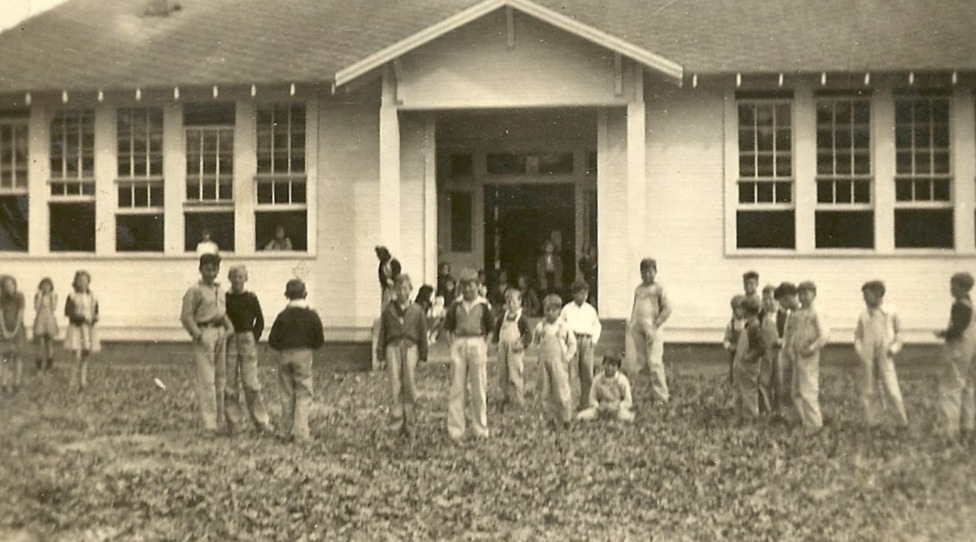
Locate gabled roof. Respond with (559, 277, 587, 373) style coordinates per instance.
(0, 0, 973, 94)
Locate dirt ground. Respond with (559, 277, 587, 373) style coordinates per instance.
(2, 342, 975, 541)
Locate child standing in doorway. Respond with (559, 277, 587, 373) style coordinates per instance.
(629, 258, 672, 403)
(65, 271, 100, 391)
(0, 275, 26, 394)
(33, 277, 59, 373)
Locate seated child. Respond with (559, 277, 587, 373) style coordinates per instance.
(576, 355, 634, 422)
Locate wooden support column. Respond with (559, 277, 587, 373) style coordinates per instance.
(793, 82, 816, 252)
(234, 99, 257, 254)
(626, 65, 647, 268)
(305, 96, 320, 255)
(379, 64, 402, 253)
(952, 86, 975, 252)
(423, 114, 437, 285)
(162, 103, 184, 254)
(27, 105, 50, 254)
(873, 86, 896, 253)
(93, 103, 115, 254)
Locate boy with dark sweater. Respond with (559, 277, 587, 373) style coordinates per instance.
(444, 269, 494, 442)
(935, 272, 976, 440)
(268, 279, 324, 444)
(225, 265, 272, 434)
(377, 274, 428, 437)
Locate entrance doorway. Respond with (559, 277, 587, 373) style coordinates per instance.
(485, 184, 575, 293)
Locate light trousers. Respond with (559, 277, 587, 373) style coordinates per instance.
(856, 347, 908, 427)
(277, 348, 314, 441)
(448, 337, 489, 440)
(574, 335, 595, 411)
(791, 352, 823, 429)
(225, 332, 272, 431)
(386, 340, 419, 433)
(497, 341, 525, 407)
(938, 338, 976, 436)
(191, 327, 227, 431)
(631, 326, 669, 402)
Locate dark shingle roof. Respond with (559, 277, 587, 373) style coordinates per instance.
(0, 0, 973, 93)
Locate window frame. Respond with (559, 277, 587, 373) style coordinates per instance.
(254, 101, 309, 252)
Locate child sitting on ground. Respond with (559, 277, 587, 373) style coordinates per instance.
(576, 355, 634, 422)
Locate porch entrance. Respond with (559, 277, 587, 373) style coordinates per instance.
(484, 183, 575, 290)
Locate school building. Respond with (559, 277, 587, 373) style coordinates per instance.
(0, 0, 971, 343)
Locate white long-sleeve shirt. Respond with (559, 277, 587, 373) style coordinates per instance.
(560, 300, 602, 345)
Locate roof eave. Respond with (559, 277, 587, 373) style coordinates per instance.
(333, 0, 683, 88)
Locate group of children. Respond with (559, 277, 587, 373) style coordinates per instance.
(0, 271, 100, 394)
(180, 253, 323, 443)
(721, 268, 976, 443)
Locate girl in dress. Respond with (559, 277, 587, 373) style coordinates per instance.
(33, 277, 59, 373)
(65, 270, 99, 391)
(0, 275, 27, 394)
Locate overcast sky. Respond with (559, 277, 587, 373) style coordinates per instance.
(0, 0, 71, 32)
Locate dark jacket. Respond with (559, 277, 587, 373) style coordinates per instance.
(226, 290, 265, 340)
(444, 298, 494, 337)
(268, 304, 324, 351)
(377, 301, 429, 361)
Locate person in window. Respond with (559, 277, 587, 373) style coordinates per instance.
(264, 224, 293, 251)
(196, 229, 219, 255)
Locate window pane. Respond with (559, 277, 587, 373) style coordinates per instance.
(756, 182, 774, 203)
(256, 210, 307, 252)
(118, 185, 132, 207)
(815, 210, 874, 248)
(853, 181, 871, 203)
(184, 103, 235, 126)
(914, 179, 931, 201)
(184, 211, 235, 252)
(486, 153, 526, 175)
(133, 184, 149, 207)
(817, 181, 833, 203)
(0, 195, 28, 251)
(50, 202, 95, 252)
(739, 155, 755, 177)
(739, 129, 755, 152)
(736, 210, 795, 249)
(775, 155, 791, 177)
(738, 182, 755, 204)
(257, 182, 273, 204)
(933, 179, 951, 201)
(835, 180, 853, 204)
(538, 152, 574, 175)
(817, 152, 833, 175)
(150, 184, 164, 206)
(775, 182, 792, 203)
(757, 154, 774, 177)
(116, 214, 164, 252)
(895, 179, 913, 201)
(450, 191, 473, 252)
(853, 152, 870, 175)
(274, 181, 289, 204)
(895, 209, 953, 248)
(291, 182, 306, 204)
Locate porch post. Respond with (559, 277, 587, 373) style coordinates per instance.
(27, 105, 50, 255)
(93, 103, 115, 255)
(379, 64, 402, 252)
(953, 85, 975, 252)
(423, 115, 438, 285)
(626, 66, 647, 269)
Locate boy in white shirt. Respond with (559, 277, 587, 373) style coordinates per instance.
(561, 279, 602, 411)
(577, 355, 634, 422)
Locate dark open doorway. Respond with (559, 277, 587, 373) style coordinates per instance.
(485, 183, 575, 292)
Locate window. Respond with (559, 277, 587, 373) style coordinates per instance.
(49, 109, 95, 252)
(184, 103, 235, 252)
(116, 108, 164, 252)
(0, 110, 29, 251)
(815, 96, 874, 248)
(736, 96, 794, 248)
(255, 102, 306, 251)
(894, 93, 952, 248)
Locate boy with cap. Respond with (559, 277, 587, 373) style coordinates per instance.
(561, 278, 602, 411)
(444, 268, 494, 442)
(576, 355, 634, 422)
(854, 280, 908, 428)
(268, 279, 325, 444)
(733, 296, 765, 420)
(628, 258, 672, 403)
(377, 274, 428, 437)
(789, 281, 830, 429)
(180, 253, 235, 434)
(935, 272, 976, 441)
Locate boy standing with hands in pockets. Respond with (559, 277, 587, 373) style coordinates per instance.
(181, 253, 235, 435)
(853, 280, 908, 429)
(268, 279, 324, 445)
